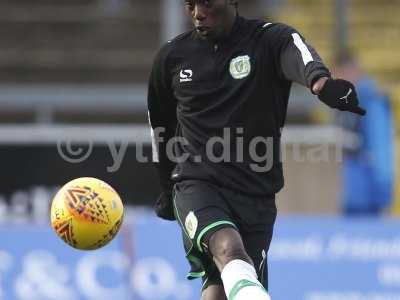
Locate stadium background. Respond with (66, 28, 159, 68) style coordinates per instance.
(0, 0, 399, 299)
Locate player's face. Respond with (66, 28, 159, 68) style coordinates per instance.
(184, 0, 236, 40)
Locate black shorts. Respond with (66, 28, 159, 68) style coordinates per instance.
(172, 179, 277, 291)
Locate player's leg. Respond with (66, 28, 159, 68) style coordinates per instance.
(201, 284, 227, 300)
(172, 180, 238, 300)
(208, 227, 252, 269)
(200, 263, 227, 300)
(207, 227, 271, 300)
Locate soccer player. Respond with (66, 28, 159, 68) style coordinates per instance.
(147, 1, 365, 299)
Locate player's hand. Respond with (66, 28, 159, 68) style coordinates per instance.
(154, 191, 176, 221)
(317, 78, 366, 116)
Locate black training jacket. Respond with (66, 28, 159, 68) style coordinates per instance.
(147, 16, 331, 197)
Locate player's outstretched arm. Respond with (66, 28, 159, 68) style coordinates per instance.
(266, 24, 330, 89)
(265, 23, 365, 116)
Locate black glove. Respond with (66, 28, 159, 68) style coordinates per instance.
(154, 191, 176, 221)
(318, 79, 366, 116)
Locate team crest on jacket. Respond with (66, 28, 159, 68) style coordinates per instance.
(229, 55, 251, 79)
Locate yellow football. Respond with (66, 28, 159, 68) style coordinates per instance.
(50, 177, 124, 250)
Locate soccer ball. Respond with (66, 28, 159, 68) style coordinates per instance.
(50, 177, 124, 250)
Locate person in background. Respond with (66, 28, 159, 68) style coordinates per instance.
(334, 49, 394, 215)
